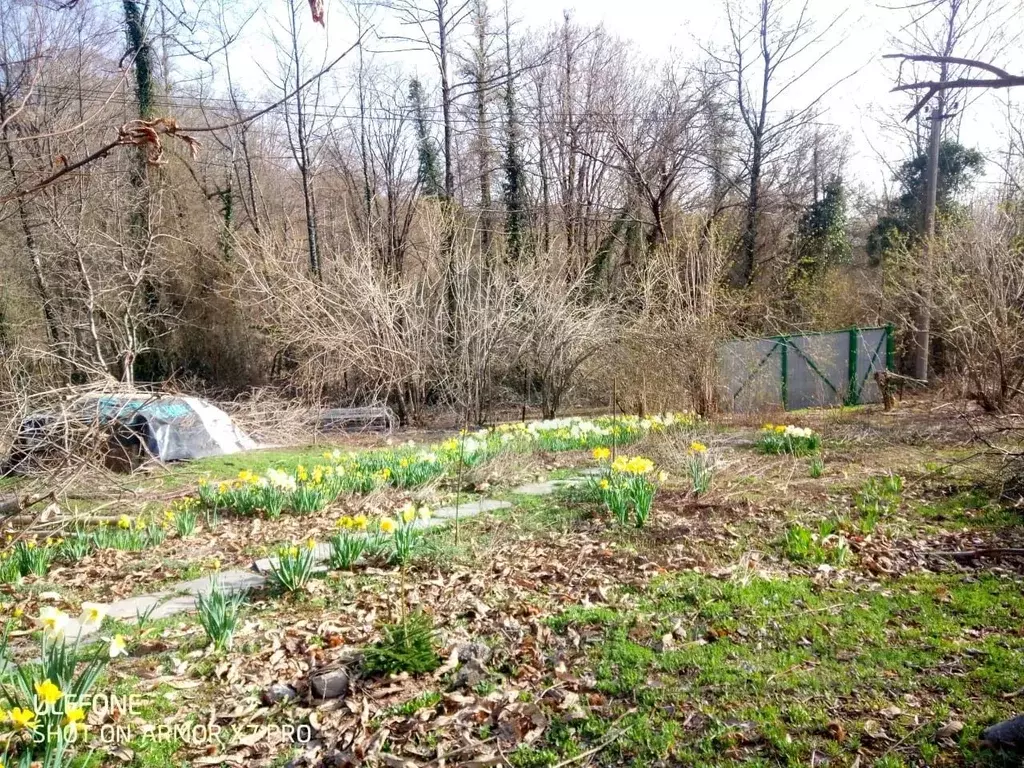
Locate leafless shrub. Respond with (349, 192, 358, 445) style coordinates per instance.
(594, 227, 729, 415)
(518, 265, 616, 419)
(927, 207, 1024, 411)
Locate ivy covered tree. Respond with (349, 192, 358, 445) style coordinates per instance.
(501, 7, 527, 263)
(867, 141, 984, 264)
(793, 177, 850, 276)
(408, 78, 444, 198)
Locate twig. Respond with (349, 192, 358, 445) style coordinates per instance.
(421, 736, 498, 766)
(549, 709, 636, 768)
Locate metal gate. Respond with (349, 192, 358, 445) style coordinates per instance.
(718, 325, 894, 412)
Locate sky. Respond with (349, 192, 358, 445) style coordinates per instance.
(217, 0, 1023, 198)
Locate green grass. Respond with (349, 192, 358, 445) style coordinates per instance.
(535, 571, 1024, 767)
(917, 490, 1021, 529)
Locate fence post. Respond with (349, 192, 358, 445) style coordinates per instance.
(779, 337, 789, 410)
(846, 328, 860, 406)
(885, 323, 896, 372)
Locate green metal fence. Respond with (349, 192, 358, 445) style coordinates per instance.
(719, 325, 894, 412)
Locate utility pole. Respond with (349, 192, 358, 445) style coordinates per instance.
(911, 57, 950, 382)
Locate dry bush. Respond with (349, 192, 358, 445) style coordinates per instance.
(925, 208, 1024, 411)
(517, 266, 616, 418)
(234, 227, 443, 423)
(588, 227, 728, 415)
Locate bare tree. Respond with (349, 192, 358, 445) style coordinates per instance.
(714, 0, 849, 287)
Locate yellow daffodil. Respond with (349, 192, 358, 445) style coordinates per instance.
(598, 478, 610, 490)
(199, 477, 208, 487)
(13, 606, 23, 618)
(624, 456, 654, 475)
(63, 705, 86, 732)
(108, 634, 128, 658)
(336, 516, 352, 529)
(117, 515, 131, 530)
(217, 482, 230, 494)
(7, 706, 37, 730)
(79, 602, 107, 630)
(296, 465, 309, 482)
(380, 467, 392, 480)
(287, 546, 299, 557)
(354, 514, 368, 530)
(380, 518, 397, 535)
(689, 441, 708, 454)
(306, 538, 316, 550)
(402, 506, 416, 524)
(611, 456, 629, 473)
(592, 447, 611, 461)
(34, 679, 62, 706)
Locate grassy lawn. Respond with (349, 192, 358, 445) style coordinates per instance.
(536, 570, 1023, 767)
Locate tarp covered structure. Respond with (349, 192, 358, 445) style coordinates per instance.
(3, 394, 256, 473)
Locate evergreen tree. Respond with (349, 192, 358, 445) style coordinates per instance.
(867, 141, 984, 264)
(408, 79, 444, 198)
(501, 20, 527, 263)
(794, 177, 850, 276)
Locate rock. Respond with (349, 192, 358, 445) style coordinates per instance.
(935, 720, 964, 742)
(310, 669, 350, 700)
(456, 642, 492, 664)
(983, 714, 1024, 746)
(453, 657, 488, 689)
(262, 683, 298, 706)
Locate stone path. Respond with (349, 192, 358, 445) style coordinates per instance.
(101, 475, 593, 626)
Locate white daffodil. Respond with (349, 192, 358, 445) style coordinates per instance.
(108, 634, 128, 658)
(39, 606, 70, 640)
(79, 601, 108, 631)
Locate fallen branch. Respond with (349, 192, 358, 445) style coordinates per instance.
(923, 548, 1024, 561)
(0, 490, 55, 516)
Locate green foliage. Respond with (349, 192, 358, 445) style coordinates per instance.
(855, 473, 903, 534)
(867, 141, 984, 264)
(794, 177, 851, 275)
(409, 78, 444, 198)
(624, 474, 656, 528)
(686, 449, 714, 496)
(362, 612, 441, 676)
(0, 615, 114, 767)
(781, 522, 850, 566)
(55, 535, 94, 563)
(328, 531, 365, 570)
(0, 554, 21, 583)
(755, 425, 821, 457)
(269, 542, 316, 593)
(809, 455, 825, 478)
(173, 508, 198, 538)
(502, 47, 527, 262)
(13, 540, 53, 577)
(91, 520, 164, 552)
(195, 579, 246, 651)
(388, 507, 431, 565)
(289, 484, 329, 515)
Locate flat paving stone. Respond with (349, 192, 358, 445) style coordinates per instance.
(432, 499, 512, 519)
(511, 479, 585, 496)
(106, 570, 266, 620)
